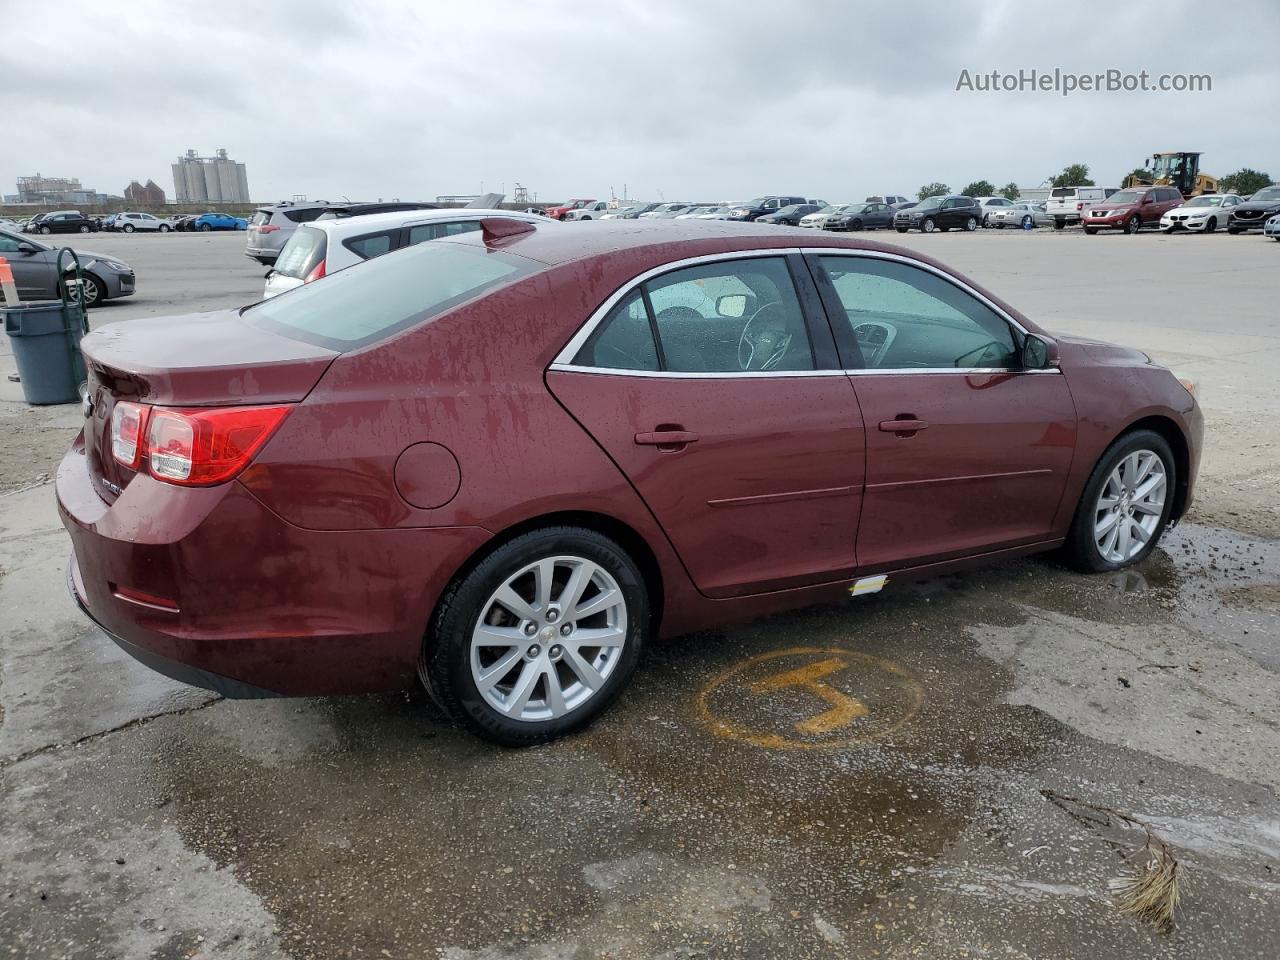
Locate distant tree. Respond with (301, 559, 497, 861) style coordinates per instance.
(961, 180, 996, 197)
(917, 182, 950, 201)
(1000, 182, 1020, 201)
(1219, 168, 1273, 197)
(1051, 163, 1094, 188)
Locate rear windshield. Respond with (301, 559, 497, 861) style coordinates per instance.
(244, 239, 536, 350)
(1251, 186, 1280, 202)
(1050, 188, 1074, 198)
(282, 207, 328, 224)
(273, 226, 327, 279)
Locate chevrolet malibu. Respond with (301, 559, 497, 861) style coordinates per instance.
(59, 220, 1202, 745)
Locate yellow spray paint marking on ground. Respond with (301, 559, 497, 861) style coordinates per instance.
(746, 657, 870, 735)
(696, 647, 925, 750)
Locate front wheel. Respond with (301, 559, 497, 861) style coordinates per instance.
(1227, 226, 1241, 234)
(922, 218, 936, 233)
(422, 526, 648, 746)
(1204, 217, 1217, 233)
(40, 226, 52, 234)
(1063, 430, 1175, 572)
(1125, 215, 1141, 235)
(1084, 227, 1099, 235)
(199, 224, 212, 231)
(849, 219, 864, 231)
(896, 227, 909, 233)
(123, 224, 135, 233)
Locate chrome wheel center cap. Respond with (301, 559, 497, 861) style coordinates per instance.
(539, 626, 556, 644)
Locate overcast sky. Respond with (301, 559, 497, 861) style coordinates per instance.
(4, 0, 1278, 204)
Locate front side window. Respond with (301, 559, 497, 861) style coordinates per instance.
(573, 257, 814, 374)
(818, 256, 1018, 371)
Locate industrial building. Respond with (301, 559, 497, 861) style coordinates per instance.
(12, 173, 119, 206)
(171, 148, 251, 204)
(124, 179, 167, 205)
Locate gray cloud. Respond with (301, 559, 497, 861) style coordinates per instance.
(2, 0, 1276, 205)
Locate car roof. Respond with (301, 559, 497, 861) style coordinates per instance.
(305, 207, 557, 238)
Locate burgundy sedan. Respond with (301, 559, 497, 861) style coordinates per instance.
(59, 220, 1202, 745)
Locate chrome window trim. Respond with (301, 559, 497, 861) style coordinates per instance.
(552, 248, 805, 367)
(551, 245, 1062, 377)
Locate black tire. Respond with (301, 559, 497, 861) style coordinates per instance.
(1053, 219, 1066, 230)
(1063, 429, 1176, 573)
(1085, 227, 1099, 235)
(1227, 226, 1240, 234)
(964, 216, 978, 231)
(199, 223, 212, 232)
(922, 218, 937, 233)
(123, 224, 135, 233)
(1125, 215, 1141, 235)
(421, 526, 649, 746)
(849, 219, 864, 231)
(79, 225, 90, 233)
(159, 224, 170, 232)
(580, 215, 591, 221)
(896, 227, 909, 233)
(40, 226, 52, 234)
(67, 272, 105, 307)
(1204, 217, 1216, 233)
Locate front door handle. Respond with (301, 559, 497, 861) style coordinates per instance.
(635, 429, 699, 450)
(879, 418, 929, 435)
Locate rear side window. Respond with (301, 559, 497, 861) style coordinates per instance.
(283, 207, 327, 224)
(344, 231, 396, 260)
(407, 221, 484, 244)
(273, 226, 327, 279)
(575, 291, 659, 371)
(245, 241, 536, 350)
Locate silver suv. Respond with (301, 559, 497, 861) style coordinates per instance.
(243, 201, 437, 265)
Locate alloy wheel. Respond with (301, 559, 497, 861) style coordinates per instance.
(1093, 449, 1166, 563)
(469, 556, 628, 722)
(923, 218, 936, 233)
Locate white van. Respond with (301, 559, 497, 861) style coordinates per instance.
(1045, 186, 1119, 229)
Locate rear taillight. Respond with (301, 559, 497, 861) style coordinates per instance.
(145, 405, 293, 486)
(255, 224, 280, 233)
(1076, 202, 1084, 210)
(110, 401, 149, 467)
(304, 260, 326, 283)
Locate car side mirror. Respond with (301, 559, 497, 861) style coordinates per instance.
(1021, 334, 1057, 370)
(16, 242, 38, 255)
(717, 294, 747, 318)
(1142, 196, 1153, 205)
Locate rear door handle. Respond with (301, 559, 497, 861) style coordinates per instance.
(635, 429, 699, 449)
(879, 418, 929, 434)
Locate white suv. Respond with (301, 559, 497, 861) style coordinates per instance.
(263, 208, 558, 299)
(114, 212, 171, 232)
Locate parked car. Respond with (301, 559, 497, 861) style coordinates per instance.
(757, 203, 824, 226)
(190, 212, 247, 232)
(262, 208, 557, 298)
(544, 199, 597, 220)
(111, 211, 174, 233)
(699, 204, 746, 220)
(639, 203, 696, 219)
(1046, 186, 1119, 229)
(865, 195, 912, 209)
(600, 203, 658, 219)
(821, 202, 896, 231)
(726, 196, 808, 222)
(972, 196, 1019, 226)
(28, 210, 98, 235)
(59, 219, 1202, 746)
(1082, 186, 1184, 234)
(245, 201, 436, 264)
(564, 200, 611, 221)
(675, 206, 724, 219)
(986, 202, 1053, 229)
(894, 195, 981, 233)
(0, 217, 18, 231)
(799, 204, 853, 228)
(1265, 214, 1280, 241)
(1227, 185, 1280, 234)
(0, 226, 135, 306)
(1160, 193, 1243, 233)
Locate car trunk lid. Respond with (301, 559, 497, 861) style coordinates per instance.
(81, 309, 338, 502)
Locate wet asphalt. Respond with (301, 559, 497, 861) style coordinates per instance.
(1, 231, 1278, 958)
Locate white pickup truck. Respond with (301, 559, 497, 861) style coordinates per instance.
(1045, 186, 1119, 229)
(563, 200, 611, 221)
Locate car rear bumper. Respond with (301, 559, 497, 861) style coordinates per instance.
(57, 437, 491, 697)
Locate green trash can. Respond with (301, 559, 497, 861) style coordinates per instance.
(2, 249, 91, 406)
(3, 299, 89, 405)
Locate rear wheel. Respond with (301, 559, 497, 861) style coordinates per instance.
(964, 216, 978, 231)
(159, 224, 171, 232)
(79, 225, 90, 233)
(1053, 219, 1066, 230)
(422, 526, 648, 746)
(1063, 429, 1175, 572)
